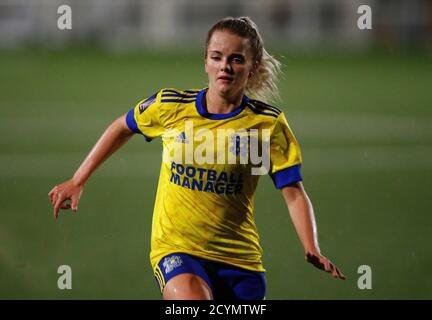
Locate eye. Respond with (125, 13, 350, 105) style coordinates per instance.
(232, 56, 245, 64)
(210, 56, 221, 61)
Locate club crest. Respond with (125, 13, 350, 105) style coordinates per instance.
(163, 255, 183, 274)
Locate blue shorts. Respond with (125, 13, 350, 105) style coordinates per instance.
(154, 252, 266, 300)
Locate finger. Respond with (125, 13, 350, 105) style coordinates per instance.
(330, 264, 343, 279)
(334, 267, 346, 280)
(332, 264, 341, 276)
(51, 191, 59, 206)
(48, 186, 59, 200)
(54, 196, 66, 219)
(61, 204, 71, 210)
(48, 186, 56, 197)
(48, 188, 56, 203)
(331, 267, 339, 278)
(71, 195, 79, 212)
(50, 194, 57, 205)
(322, 259, 333, 273)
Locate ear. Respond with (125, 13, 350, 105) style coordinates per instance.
(248, 61, 259, 79)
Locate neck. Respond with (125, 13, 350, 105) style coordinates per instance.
(205, 87, 244, 114)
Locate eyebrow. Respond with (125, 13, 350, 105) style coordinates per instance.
(209, 50, 245, 57)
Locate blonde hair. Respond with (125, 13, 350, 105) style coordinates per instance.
(205, 16, 282, 102)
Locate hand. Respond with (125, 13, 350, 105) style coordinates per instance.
(305, 251, 346, 280)
(48, 179, 83, 219)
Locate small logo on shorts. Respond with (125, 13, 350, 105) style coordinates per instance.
(163, 255, 183, 274)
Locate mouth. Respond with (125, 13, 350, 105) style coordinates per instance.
(217, 75, 234, 82)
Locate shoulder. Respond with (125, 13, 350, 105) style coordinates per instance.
(137, 88, 200, 113)
(158, 88, 201, 104)
(245, 98, 283, 120)
(148, 88, 201, 124)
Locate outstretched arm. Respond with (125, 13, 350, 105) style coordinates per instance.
(281, 182, 346, 280)
(48, 114, 134, 219)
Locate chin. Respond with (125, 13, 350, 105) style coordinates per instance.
(216, 83, 235, 95)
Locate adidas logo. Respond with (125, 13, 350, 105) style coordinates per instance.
(174, 131, 189, 144)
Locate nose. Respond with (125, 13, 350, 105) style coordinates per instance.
(220, 58, 232, 73)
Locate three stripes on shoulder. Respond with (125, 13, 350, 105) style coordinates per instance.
(160, 89, 200, 104)
(160, 88, 282, 118)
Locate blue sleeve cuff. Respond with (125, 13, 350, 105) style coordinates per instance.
(270, 164, 303, 189)
(126, 108, 152, 142)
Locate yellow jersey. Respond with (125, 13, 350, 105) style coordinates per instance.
(126, 88, 302, 272)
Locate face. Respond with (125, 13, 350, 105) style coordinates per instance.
(205, 30, 256, 97)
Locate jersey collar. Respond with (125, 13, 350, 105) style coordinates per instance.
(195, 88, 248, 120)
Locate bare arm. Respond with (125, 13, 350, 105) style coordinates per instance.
(48, 114, 134, 219)
(282, 182, 346, 280)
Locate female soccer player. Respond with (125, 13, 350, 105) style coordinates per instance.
(48, 17, 345, 300)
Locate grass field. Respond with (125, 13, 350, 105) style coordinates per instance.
(0, 48, 431, 299)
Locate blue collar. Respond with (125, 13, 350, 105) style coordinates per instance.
(195, 88, 248, 120)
